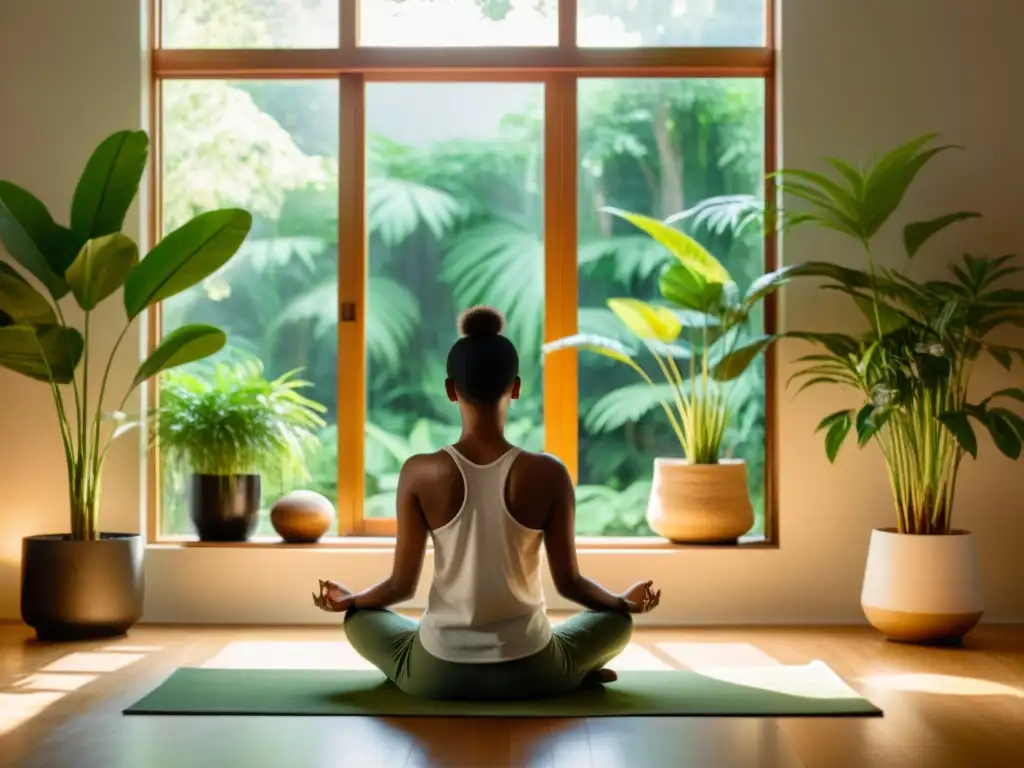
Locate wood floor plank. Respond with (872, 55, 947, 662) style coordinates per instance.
(1, 622, 1022, 768)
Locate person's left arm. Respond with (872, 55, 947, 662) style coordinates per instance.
(341, 457, 429, 611)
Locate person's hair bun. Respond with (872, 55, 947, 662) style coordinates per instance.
(458, 306, 505, 337)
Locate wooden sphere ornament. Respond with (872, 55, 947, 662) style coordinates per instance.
(270, 491, 335, 543)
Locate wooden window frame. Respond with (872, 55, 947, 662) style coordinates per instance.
(147, 0, 778, 546)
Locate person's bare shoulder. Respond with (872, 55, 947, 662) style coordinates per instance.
(512, 450, 572, 487)
(400, 451, 461, 486)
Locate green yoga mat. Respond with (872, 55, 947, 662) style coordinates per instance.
(125, 662, 880, 718)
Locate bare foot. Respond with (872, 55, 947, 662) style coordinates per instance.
(582, 668, 618, 685)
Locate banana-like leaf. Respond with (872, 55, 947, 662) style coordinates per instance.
(904, 212, 981, 258)
(131, 324, 226, 391)
(660, 263, 712, 313)
(603, 207, 731, 284)
(711, 334, 774, 381)
(124, 208, 252, 319)
(65, 233, 139, 311)
(70, 130, 149, 242)
(0, 182, 69, 298)
(543, 333, 636, 367)
(0, 262, 56, 325)
(0, 324, 83, 383)
(607, 298, 681, 343)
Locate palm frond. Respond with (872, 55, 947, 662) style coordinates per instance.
(367, 177, 463, 247)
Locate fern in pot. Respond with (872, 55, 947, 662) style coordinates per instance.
(545, 208, 789, 543)
(157, 360, 325, 542)
(770, 135, 1024, 642)
(0, 130, 252, 640)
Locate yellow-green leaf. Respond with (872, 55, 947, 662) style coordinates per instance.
(607, 298, 681, 343)
(603, 207, 731, 284)
(65, 233, 139, 311)
(904, 212, 981, 258)
(0, 263, 56, 324)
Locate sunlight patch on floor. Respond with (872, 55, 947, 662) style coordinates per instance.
(656, 642, 781, 670)
(696, 660, 862, 700)
(13, 673, 98, 693)
(859, 673, 1024, 697)
(0, 691, 65, 737)
(606, 642, 674, 671)
(41, 652, 145, 674)
(201, 641, 377, 670)
(101, 644, 164, 653)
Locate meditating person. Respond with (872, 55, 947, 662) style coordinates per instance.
(313, 305, 661, 701)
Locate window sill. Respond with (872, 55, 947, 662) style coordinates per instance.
(147, 534, 773, 551)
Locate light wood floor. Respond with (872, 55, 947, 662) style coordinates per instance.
(1, 621, 1023, 768)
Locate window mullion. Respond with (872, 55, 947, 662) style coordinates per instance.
(543, 74, 579, 482)
(337, 73, 367, 535)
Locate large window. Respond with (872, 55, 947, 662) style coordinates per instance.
(152, 0, 775, 542)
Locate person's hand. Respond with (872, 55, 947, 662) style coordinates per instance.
(312, 579, 353, 612)
(620, 580, 661, 613)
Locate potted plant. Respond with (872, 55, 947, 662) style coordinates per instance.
(157, 360, 325, 541)
(545, 208, 788, 543)
(0, 129, 252, 640)
(772, 134, 1024, 642)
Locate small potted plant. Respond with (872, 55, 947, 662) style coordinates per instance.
(545, 208, 788, 544)
(0, 129, 252, 640)
(772, 135, 1024, 642)
(157, 360, 326, 541)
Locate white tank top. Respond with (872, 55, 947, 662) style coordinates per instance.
(417, 446, 552, 663)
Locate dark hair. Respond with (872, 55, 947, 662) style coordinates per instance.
(446, 306, 519, 403)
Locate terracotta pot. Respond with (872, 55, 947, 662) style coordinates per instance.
(861, 528, 984, 644)
(270, 490, 335, 543)
(646, 458, 754, 543)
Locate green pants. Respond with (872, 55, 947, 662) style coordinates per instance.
(344, 608, 633, 701)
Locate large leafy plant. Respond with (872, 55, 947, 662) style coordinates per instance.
(545, 208, 787, 464)
(773, 135, 1024, 534)
(0, 130, 252, 540)
(157, 360, 325, 480)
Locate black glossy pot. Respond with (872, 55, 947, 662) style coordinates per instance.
(190, 474, 261, 541)
(21, 533, 144, 642)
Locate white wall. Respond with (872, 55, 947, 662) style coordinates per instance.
(1, 0, 1022, 625)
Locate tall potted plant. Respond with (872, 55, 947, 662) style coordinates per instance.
(0, 130, 252, 640)
(545, 208, 787, 543)
(157, 361, 325, 541)
(771, 135, 1024, 642)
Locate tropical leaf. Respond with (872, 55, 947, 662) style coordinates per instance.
(853, 296, 910, 335)
(981, 409, 1022, 459)
(711, 335, 774, 381)
(0, 262, 55, 325)
(367, 176, 463, 247)
(0, 324, 83, 383)
(819, 409, 851, 462)
(124, 209, 253, 319)
(441, 220, 543, 357)
(543, 333, 639, 370)
(585, 382, 681, 434)
(938, 411, 978, 459)
(606, 298, 681, 343)
(65, 233, 139, 311)
(603, 207, 731, 284)
(0, 181, 69, 298)
(132, 324, 226, 391)
(666, 194, 764, 237)
(577, 235, 670, 284)
(70, 130, 149, 243)
(903, 212, 981, 258)
(366, 277, 422, 373)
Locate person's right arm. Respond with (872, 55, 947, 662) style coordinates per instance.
(542, 459, 658, 613)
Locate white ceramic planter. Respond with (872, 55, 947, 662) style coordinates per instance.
(646, 458, 754, 543)
(861, 528, 984, 644)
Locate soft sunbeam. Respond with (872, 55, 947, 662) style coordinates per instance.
(860, 673, 1024, 698)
